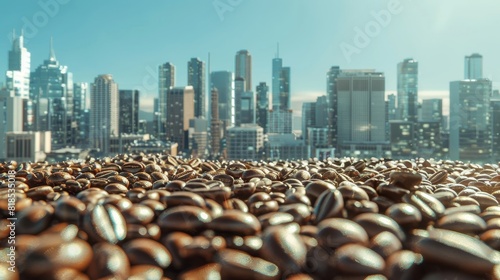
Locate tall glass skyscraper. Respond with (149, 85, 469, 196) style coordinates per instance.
(6, 30, 30, 99)
(326, 66, 341, 148)
(235, 50, 252, 92)
(188, 58, 205, 118)
(464, 53, 483, 80)
(90, 74, 119, 155)
(256, 82, 269, 134)
(158, 62, 175, 139)
(119, 89, 139, 134)
(397, 58, 418, 122)
(210, 71, 234, 128)
(30, 38, 74, 148)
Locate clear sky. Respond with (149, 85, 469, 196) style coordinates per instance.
(2, 0, 500, 115)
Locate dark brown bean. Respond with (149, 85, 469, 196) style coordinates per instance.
(353, 213, 406, 241)
(316, 218, 368, 249)
(261, 226, 307, 276)
(157, 205, 212, 234)
(82, 204, 127, 244)
(313, 189, 344, 224)
(216, 248, 280, 280)
(17, 204, 54, 235)
(332, 244, 385, 275)
(87, 242, 130, 279)
(209, 210, 261, 236)
(123, 238, 172, 269)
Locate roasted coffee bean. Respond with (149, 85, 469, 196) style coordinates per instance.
(104, 182, 128, 194)
(248, 192, 272, 204)
(122, 161, 145, 173)
(436, 212, 486, 234)
(390, 171, 422, 190)
(376, 183, 410, 202)
(26, 185, 54, 200)
(337, 181, 370, 201)
(46, 172, 73, 186)
(249, 200, 279, 216)
(82, 204, 127, 244)
(162, 231, 194, 269)
(279, 203, 312, 225)
(316, 218, 369, 249)
(216, 248, 280, 280)
(17, 204, 54, 235)
(55, 197, 86, 224)
(345, 200, 378, 217)
(403, 191, 445, 222)
(87, 242, 130, 279)
(353, 213, 405, 241)
(178, 263, 222, 280)
(385, 203, 422, 228)
(139, 199, 166, 215)
(122, 204, 155, 225)
(412, 228, 499, 274)
(22, 236, 93, 277)
(241, 169, 266, 181)
(259, 212, 295, 229)
(332, 244, 385, 276)
(128, 265, 164, 280)
(209, 210, 261, 236)
(384, 250, 423, 280)
(313, 189, 344, 223)
(369, 231, 402, 259)
(158, 205, 212, 234)
(162, 191, 205, 209)
(261, 226, 307, 276)
(305, 180, 336, 205)
(123, 238, 172, 269)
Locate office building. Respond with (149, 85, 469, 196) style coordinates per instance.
(0, 91, 24, 160)
(210, 71, 234, 128)
(6, 30, 30, 99)
(189, 118, 209, 158)
(158, 62, 175, 139)
(227, 124, 263, 160)
(266, 134, 310, 160)
(166, 86, 194, 153)
(29, 38, 74, 148)
(256, 82, 269, 133)
(420, 99, 443, 123)
(397, 58, 418, 122)
(449, 79, 492, 162)
(465, 53, 483, 80)
(210, 88, 222, 158)
(6, 131, 51, 162)
(302, 102, 315, 142)
(491, 98, 500, 161)
(90, 74, 119, 155)
(326, 66, 341, 148)
(119, 89, 139, 134)
(336, 70, 387, 156)
(188, 58, 205, 118)
(235, 50, 252, 91)
(73, 82, 88, 144)
(268, 109, 292, 134)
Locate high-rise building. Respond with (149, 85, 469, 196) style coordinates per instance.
(29, 38, 74, 148)
(0, 90, 24, 160)
(188, 58, 205, 118)
(235, 50, 252, 92)
(210, 88, 222, 157)
(189, 118, 209, 158)
(397, 58, 418, 122)
(119, 90, 139, 134)
(326, 66, 341, 148)
(227, 124, 263, 160)
(491, 98, 500, 162)
(234, 77, 254, 126)
(73, 82, 88, 144)
(449, 79, 492, 162)
(268, 110, 292, 134)
(464, 53, 483, 80)
(256, 82, 269, 133)
(90, 74, 119, 155)
(158, 62, 175, 139)
(210, 71, 234, 128)
(272, 55, 291, 111)
(302, 102, 315, 143)
(6, 30, 30, 99)
(420, 99, 443, 123)
(387, 94, 397, 121)
(315, 95, 328, 128)
(166, 86, 194, 153)
(337, 70, 387, 156)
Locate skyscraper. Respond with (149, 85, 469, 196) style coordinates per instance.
(6, 30, 30, 99)
(210, 71, 234, 128)
(235, 50, 252, 91)
(166, 86, 194, 153)
(397, 58, 418, 122)
(234, 77, 255, 126)
(158, 62, 175, 139)
(188, 58, 205, 118)
(30, 38, 74, 148)
(90, 74, 119, 155)
(227, 124, 263, 160)
(0, 90, 24, 160)
(73, 82, 89, 144)
(326, 66, 341, 148)
(420, 99, 443, 123)
(337, 70, 386, 155)
(256, 82, 269, 133)
(464, 53, 483, 80)
(210, 87, 222, 157)
(119, 90, 139, 134)
(449, 79, 492, 162)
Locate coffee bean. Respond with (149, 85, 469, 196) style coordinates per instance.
(82, 204, 127, 244)
(87, 242, 130, 279)
(216, 248, 280, 280)
(384, 250, 423, 280)
(369, 231, 402, 259)
(128, 265, 164, 280)
(353, 213, 406, 241)
(313, 189, 344, 224)
(316, 218, 368, 249)
(261, 226, 307, 276)
(385, 203, 422, 228)
(157, 205, 212, 234)
(332, 244, 385, 275)
(178, 263, 222, 280)
(123, 238, 172, 269)
(208, 210, 261, 236)
(162, 191, 206, 209)
(122, 204, 155, 225)
(17, 204, 54, 235)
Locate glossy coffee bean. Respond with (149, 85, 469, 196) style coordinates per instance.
(162, 191, 206, 209)
(332, 244, 385, 275)
(122, 204, 155, 225)
(209, 210, 261, 236)
(216, 248, 280, 280)
(55, 197, 86, 224)
(353, 213, 405, 241)
(82, 204, 127, 244)
(313, 189, 344, 224)
(128, 265, 164, 280)
(178, 263, 222, 280)
(369, 231, 402, 259)
(87, 242, 130, 279)
(385, 203, 422, 228)
(157, 205, 212, 234)
(436, 212, 486, 234)
(17, 204, 54, 235)
(261, 226, 307, 276)
(384, 250, 423, 280)
(316, 218, 368, 249)
(123, 238, 172, 269)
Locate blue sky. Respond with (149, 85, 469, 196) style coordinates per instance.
(2, 0, 500, 114)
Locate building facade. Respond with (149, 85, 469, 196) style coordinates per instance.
(235, 50, 252, 92)
(397, 58, 418, 122)
(119, 89, 139, 134)
(158, 62, 175, 139)
(256, 82, 269, 133)
(166, 86, 194, 154)
(188, 58, 205, 118)
(227, 124, 263, 160)
(6, 31, 30, 99)
(210, 71, 234, 128)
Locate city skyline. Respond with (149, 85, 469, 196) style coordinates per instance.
(2, 1, 500, 116)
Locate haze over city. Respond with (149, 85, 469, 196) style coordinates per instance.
(2, 0, 500, 116)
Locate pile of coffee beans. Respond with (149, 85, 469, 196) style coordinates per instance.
(2, 155, 500, 279)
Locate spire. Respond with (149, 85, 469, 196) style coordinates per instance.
(276, 42, 280, 58)
(49, 36, 56, 61)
